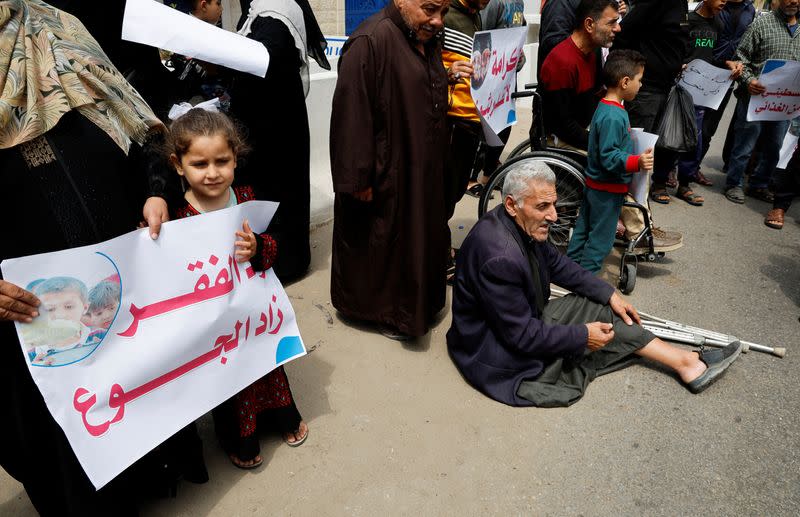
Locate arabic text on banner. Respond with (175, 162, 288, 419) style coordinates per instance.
(0, 201, 306, 489)
(678, 59, 733, 111)
(470, 27, 528, 144)
(747, 59, 800, 122)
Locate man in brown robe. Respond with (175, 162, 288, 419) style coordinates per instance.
(329, 0, 451, 339)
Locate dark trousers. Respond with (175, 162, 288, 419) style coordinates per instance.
(445, 119, 484, 220)
(475, 126, 513, 181)
(725, 93, 791, 189)
(516, 295, 655, 407)
(699, 84, 734, 164)
(773, 145, 800, 211)
(624, 87, 680, 186)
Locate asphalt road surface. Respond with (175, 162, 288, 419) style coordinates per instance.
(1, 105, 798, 516)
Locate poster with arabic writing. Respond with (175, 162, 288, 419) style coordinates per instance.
(0, 201, 306, 489)
(747, 59, 800, 122)
(678, 59, 733, 110)
(470, 27, 528, 145)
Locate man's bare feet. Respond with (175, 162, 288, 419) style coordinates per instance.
(229, 454, 263, 469)
(676, 352, 707, 384)
(284, 420, 309, 447)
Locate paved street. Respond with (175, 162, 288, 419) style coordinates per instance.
(2, 106, 798, 516)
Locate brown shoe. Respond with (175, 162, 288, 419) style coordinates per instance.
(764, 208, 785, 230)
(652, 226, 683, 243)
(692, 169, 713, 186)
(649, 227, 683, 252)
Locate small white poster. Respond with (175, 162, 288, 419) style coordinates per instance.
(0, 201, 306, 489)
(679, 59, 733, 110)
(628, 128, 659, 206)
(470, 27, 528, 144)
(747, 59, 800, 122)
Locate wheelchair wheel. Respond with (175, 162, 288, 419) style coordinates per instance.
(618, 262, 637, 294)
(507, 138, 533, 159)
(478, 151, 585, 249)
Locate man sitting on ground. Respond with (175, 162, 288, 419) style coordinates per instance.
(446, 163, 742, 407)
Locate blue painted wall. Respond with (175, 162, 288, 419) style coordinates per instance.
(346, 0, 389, 34)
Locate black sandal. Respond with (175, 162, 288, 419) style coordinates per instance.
(676, 186, 704, 206)
(465, 184, 483, 198)
(650, 185, 671, 204)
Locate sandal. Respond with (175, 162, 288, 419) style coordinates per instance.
(284, 421, 309, 447)
(745, 187, 774, 203)
(465, 183, 483, 198)
(676, 186, 704, 206)
(230, 454, 263, 469)
(692, 170, 713, 186)
(465, 183, 493, 199)
(650, 185, 671, 204)
(764, 208, 785, 229)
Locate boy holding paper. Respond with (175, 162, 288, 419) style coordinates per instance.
(567, 50, 653, 274)
(674, 0, 743, 205)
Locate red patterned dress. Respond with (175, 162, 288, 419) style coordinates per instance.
(173, 184, 302, 461)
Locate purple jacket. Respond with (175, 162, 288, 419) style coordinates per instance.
(446, 206, 615, 406)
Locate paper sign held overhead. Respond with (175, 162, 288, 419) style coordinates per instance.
(122, 0, 270, 77)
(470, 27, 528, 143)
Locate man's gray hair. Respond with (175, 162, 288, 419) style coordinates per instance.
(502, 160, 556, 207)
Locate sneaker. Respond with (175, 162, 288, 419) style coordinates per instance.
(652, 226, 683, 243)
(725, 186, 745, 204)
(745, 187, 774, 203)
(686, 341, 743, 394)
(647, 227, 684, 252)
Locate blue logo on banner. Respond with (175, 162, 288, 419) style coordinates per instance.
(507, 109, 517, 124)
(276, 336, 305, 363)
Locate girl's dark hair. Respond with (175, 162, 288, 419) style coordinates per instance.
(603, 49, 646, 88)
(165, 108, 250, 161)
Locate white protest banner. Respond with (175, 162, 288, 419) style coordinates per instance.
(122, 0, 270, 77)
(470, 27, 528, 144)
(0, 201, 306, 489)
(629, 128, 659, 206)
(747, 59, 800, 122)
(679, 59, 733, 110)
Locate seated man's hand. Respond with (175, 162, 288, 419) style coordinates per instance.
(585, 322, 614, 351)
(609, 291, 641, 326)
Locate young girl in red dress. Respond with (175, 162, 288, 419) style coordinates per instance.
(165, 108, 308, 469)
